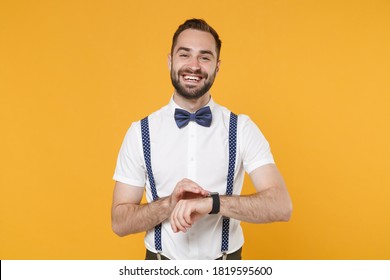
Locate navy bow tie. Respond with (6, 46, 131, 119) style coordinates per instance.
(174, 106, 212, 128)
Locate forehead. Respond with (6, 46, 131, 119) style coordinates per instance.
(174, 29, 217, 55)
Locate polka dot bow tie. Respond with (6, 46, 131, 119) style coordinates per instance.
(174, 106, 212, 128)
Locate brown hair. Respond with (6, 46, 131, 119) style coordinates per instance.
(171, 18, 222, 59)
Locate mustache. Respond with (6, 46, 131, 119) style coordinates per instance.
(178, 67, 208, 78)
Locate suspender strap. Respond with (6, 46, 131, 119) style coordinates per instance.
(221, 112, 238, 253)
(140, 117, 162, 252)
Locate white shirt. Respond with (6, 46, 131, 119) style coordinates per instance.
(113, 97, 275, 259)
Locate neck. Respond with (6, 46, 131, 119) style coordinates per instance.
(173, 92, 211, 112)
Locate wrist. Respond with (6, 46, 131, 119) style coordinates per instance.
(162, 196, 175, 215)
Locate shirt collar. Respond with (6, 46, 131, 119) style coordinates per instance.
(168, 95, 216, 115)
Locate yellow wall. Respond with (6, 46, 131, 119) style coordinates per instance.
(1, 0, 389, 259)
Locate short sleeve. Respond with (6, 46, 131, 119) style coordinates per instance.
(239, 115, 275, 174)
(113, 122, 146, 187)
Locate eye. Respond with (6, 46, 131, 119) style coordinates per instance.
(200, 56, 211, 61)
(179, 53, 189, 58)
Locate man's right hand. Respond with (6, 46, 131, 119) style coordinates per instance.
(169, 178, 209, 211)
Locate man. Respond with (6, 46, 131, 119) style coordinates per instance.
(111, 18, 292, 260)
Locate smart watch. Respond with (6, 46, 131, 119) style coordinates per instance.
(208, 192, 220, 214)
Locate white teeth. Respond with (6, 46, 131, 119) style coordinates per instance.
(184, 75, 200, 81)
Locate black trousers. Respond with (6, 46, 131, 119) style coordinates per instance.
(145, 247, 242, 260)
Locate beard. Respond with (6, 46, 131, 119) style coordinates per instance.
(170, 67, 216, 100)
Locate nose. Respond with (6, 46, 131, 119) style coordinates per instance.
(187, 57, 201, 71)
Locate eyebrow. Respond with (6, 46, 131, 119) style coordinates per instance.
(199, 50, 215, 57)
(176, 47, 215, 57)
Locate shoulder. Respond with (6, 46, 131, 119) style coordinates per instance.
(129, 103, 171, 132)
(144, 103, 171, 122)
(121, 104, 169, 138)
(213, 102, 253, 130)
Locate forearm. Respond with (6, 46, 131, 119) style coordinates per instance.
(220, 186, 292, 223)
(112, 197, 171, 236)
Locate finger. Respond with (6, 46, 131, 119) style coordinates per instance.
(170, 202, 191, 233)
(180, 184, 203, 194)
(179, 179, 205, 192)
(183, 207, 194, 227)
(175, 201, 193, 231)
(174, 181, 200, 198)
(170, 207, 180, 233)
(176, 202, 193, 231)
(172, 181, 200, 205)
(200, 189, 210, 196)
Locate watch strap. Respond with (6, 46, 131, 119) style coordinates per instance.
(208, 192, 220, 214)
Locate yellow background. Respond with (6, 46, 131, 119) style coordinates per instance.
(1, 0, 389, 259)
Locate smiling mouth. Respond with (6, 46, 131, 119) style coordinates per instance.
(182, 74, 202, 82)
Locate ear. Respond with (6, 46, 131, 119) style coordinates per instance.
(167, 54, 172, 70)
(216, 60, 221, 74)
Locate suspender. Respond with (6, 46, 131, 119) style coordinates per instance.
(222, 112, 238, 257)
(140, 112, 238, 257)
(140, 117, 162, 253)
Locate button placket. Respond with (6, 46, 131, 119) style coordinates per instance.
(187, 122, 199, 258)
(187, 122, 197, 181)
